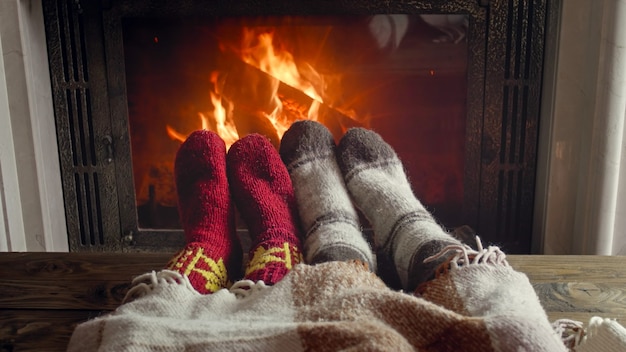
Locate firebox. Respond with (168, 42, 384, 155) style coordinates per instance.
(43, 0, 548, 253)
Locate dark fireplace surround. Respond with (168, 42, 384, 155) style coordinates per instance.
(43, 0, 548, 253)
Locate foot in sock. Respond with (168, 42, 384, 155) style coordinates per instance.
(336, 127, 461, 291)
(166, 130, 242, 294)
(280, 120, 376, 271)
(227, 133, 303, 285)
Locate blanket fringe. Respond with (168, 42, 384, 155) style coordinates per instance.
(423, 236, 508, 277)
(123, 270, 198, 303)
(586, 316, 614, 337)
(230, 279, 268, 299)
(552, 318, 585, 349)
(122, 271, 270, 303)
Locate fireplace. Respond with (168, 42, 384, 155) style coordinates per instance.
(42, 0, 548, 253)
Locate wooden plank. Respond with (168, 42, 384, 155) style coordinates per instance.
(0, 279, 133, 310)
(509, 255, 626, 324)
(0, 252, 171, 281)
(508, 255, 626, 283)
(0, 252, 171, 310)
(533, 282, 626, 323)
(0, 309, 104, 352)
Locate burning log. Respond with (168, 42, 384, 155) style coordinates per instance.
(221, 60, 282, 147)
(165, 27, 369, 148)
(221, 59, 364, 146)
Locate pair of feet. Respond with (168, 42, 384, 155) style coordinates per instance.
(168, 131, 302, 294)
(168, 120, 462, 294)
(282, 121, 460, 291)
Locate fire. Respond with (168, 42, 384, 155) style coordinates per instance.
(166, 71, 240, 147)
(166, 26, 357, 148)
(240, 29, 323, 103)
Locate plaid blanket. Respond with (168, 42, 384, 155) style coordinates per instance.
(68, 259, 570, 351)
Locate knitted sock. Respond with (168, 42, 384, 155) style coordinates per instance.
(166, 130, 241, 294)
(337, 127, 461, 291)
(280, 121, 376, 270)
(227, 133, 303, 285)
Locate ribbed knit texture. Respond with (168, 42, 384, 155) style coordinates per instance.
(227, 134, 303, 285)
(337, 127, 461, 291)
(166, 130, 241, 294)
(280, 121, 376, 270)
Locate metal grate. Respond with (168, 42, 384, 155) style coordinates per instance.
(484, 0, 546, 252)
(44, 0, 121, 251)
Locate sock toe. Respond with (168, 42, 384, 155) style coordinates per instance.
(174, 129, 231, 244)
(280, 120, 336, 167)
(279, 121, 376, 270)
(227, 133, 303, 285)
(170, 130, 241, 294)
(337, 127, 398, 182)
(227, 133, 298, 237)
(175, 130, 226, 198)
(336, 127, 462, 291)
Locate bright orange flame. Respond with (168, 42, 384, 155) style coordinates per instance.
(166, 72, 240, 148)
(166, 27, 366, 147)
(208, 73, 239, 146)
(165, 125, 187, 142)
(241, 29, 324, 103)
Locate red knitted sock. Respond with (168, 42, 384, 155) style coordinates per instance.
(166, 130, 242, 294)
(227, 134, 303, 285)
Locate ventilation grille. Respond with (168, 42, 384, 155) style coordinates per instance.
(495, 0, 542, 248)
(49, 0, 106, 248)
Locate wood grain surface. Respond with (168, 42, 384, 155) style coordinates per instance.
(509, 255, 626, 323)
(1, 253, 624, 351)
(1, 309, 103, 351)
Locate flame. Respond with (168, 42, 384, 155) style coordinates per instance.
(240, 29, 323, 103)
(166, 72, 240, 148)
(166, 26, 363, 148)
(207, 72, 239, 145)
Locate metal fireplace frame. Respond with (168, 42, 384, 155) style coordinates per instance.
(42, 0, 548, 253)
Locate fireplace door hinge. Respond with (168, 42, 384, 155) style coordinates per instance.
(122, 230, 135, 246)
(102, 135, 114, 163)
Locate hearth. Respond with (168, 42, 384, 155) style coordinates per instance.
(42, 0, 548, 253)
(122, 14, 465, 227)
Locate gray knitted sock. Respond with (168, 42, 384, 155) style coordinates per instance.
(337, 127, 461, 291)
(280, 121, 376, 271)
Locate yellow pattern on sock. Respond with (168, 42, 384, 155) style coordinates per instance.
(167, 245, 228, 293)
(245, 242, 302, 276)
(167, 248, 193, 270)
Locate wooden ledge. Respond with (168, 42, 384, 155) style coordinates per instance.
(509, 255, 626, 323)
(1, 253, 625, 351)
